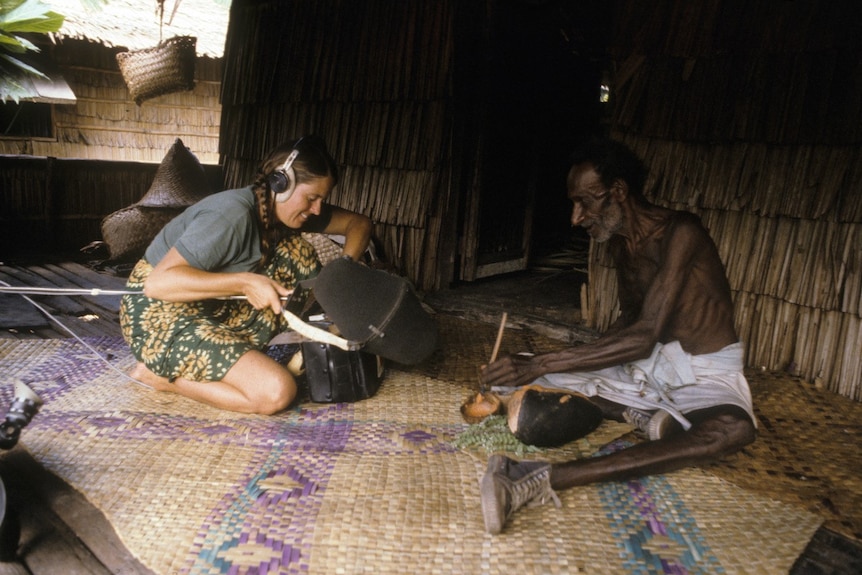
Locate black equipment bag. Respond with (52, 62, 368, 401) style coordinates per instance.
(312, 258, 438, 365)
(302, 341, 384, 403)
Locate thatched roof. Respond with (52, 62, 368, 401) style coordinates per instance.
(45, 0, 229, 58)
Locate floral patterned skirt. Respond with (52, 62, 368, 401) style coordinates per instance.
(119, 235, 321, 383)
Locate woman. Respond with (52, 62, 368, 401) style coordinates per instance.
(119, 136, 373, 414)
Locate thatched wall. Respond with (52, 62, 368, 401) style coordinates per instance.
(1, 1, 226, 255)
(584, 0, 862, 400)
(0, 155, 222, 255)
(219, 0, 468, 289)
(0, 38, 222, 163)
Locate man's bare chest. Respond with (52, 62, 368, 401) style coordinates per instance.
(615, 242, 663, 296)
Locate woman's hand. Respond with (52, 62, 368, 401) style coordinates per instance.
(323, 207, 372, 261)
(145, 248, 290, 313)
(240, 274, 291, 314)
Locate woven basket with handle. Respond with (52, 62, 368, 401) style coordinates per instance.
(116, 35, 197, 105)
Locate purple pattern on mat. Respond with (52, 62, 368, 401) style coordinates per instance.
(401, 429, 437, 443)
(596, 440, 724, 575)
(1, 337, 129, 404)
(628, 481, 683, 573)
(185, 412, 354, 574)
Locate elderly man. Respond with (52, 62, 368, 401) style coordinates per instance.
(478, 139, 757, 534)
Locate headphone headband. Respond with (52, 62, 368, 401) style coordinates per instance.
(270, 137, 306, 202)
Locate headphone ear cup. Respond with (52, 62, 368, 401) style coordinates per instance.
(270, 166, 296, 202)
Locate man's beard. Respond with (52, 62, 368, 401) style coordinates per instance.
(588, 201, 624, 243)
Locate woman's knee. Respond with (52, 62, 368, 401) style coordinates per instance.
(251, 371, 297, 415)
(226, 351, 298, 414)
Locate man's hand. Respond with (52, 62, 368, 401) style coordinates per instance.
(479, 353, 539, 389)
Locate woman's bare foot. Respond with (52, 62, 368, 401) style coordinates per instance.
(129, 362, 172, 391)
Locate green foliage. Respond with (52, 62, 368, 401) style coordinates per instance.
(0, 0, 65, 102)
(451, 415, 541, 456)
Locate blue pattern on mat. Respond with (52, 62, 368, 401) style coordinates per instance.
(596, 439, 724, 574)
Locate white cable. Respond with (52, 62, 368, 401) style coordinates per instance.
(0, 286, 142, 296)
(0, 280, 296, 392)
(1, 280, 152, 390)
(0, 285, 289, 300)
(0, 278, 332, 402)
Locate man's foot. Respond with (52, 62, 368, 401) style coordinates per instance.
(623, 407, 675, 440)
(480, 455, 560, 534)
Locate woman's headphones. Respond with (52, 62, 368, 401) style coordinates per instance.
(268, 137, 305, 202)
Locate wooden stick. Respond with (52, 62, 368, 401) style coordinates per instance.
(489, 312, 508, 364)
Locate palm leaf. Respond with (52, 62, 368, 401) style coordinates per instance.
(1, 0, 65, 102)
(1, 12, 64, 34)
(1, 51, 47, 77)
(0, 31, 38, 52)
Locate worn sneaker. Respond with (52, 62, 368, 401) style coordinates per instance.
(480, 455, 561, 534)
(623, 407, 675, 441)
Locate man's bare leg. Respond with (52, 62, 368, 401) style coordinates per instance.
(587, 395, 629, 421)
(549, 405, 756, 488)
(129, 350, 296, 415)
(481, 405, 755, 533)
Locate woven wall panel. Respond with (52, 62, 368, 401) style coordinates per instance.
(593, 0, 862, 401)
(220, 0, 460, 289)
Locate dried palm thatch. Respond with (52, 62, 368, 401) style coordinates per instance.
(583, 137, 862, 401)
(219, 0, 457, 290)
(47, 0, 229, 58)
(588, 0, 862, 401)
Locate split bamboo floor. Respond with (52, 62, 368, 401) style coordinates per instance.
(0, 257, 860, 574)
(0, 258, 149, 574)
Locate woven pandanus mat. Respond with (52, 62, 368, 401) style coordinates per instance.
(0, 320, 826, 575)
(706, 369, 862, 542)
(415, 314, 573, 386)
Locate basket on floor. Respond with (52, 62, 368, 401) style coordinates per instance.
(116, 36, 197, 105)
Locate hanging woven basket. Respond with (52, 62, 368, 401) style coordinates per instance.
(116, 35, 197, 105)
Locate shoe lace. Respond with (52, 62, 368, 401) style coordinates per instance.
(505, 467, 561, 515)
(623, 407, 651, 432)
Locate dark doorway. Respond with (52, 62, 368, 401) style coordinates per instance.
(469, 0, 611, 281)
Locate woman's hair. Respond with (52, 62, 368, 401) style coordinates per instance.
(568, 139, 648, 198)
(251, 135, 339, 267)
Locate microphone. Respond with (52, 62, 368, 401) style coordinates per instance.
(0, 381, 43, 450)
